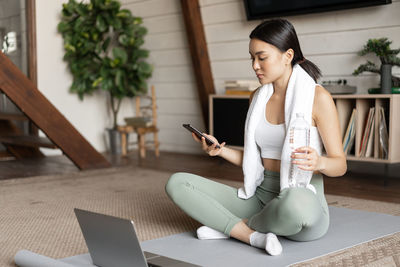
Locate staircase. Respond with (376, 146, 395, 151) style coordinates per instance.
(0, 52, 110, 170)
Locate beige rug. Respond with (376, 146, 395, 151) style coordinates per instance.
(0, 167, 399, 267)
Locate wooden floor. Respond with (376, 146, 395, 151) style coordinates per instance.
(1, 150, 400, 203)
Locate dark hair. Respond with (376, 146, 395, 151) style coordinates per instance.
(249, 19, 321, 82)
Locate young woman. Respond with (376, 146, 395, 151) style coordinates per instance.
(165, 19, 346, 256)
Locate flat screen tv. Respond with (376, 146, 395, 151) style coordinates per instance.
(244, 0, 391, 20)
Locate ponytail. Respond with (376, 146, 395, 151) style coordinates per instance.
(295, 58, 321, 82)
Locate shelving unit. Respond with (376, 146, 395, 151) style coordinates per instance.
(333, 94, 400, 164)
(209, 93, 400, 184)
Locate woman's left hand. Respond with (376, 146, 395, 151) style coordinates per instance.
(291, 146, 322, 172)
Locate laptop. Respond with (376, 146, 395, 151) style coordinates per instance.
(74, 208, 200, 267)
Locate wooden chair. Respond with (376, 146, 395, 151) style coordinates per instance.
(118, 86, 160, 158)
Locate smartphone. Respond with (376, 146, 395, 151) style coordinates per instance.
(182, 124, 220, 149)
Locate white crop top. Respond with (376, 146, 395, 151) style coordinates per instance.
(255, 101, 321, 160)
(255, 103, 285, 159)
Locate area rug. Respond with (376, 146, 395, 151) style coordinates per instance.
(1, 167, 399, 267)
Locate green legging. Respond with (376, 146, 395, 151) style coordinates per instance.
(165, 169, 329, 241)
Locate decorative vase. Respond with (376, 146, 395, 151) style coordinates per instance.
(380, 64, 392, 94)
(107, 128, 123, 155)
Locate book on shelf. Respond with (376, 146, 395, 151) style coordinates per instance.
(225, 79, 260, 87)
(224, 80, 260, 93)
(359, 107, 375, 157)
(342, 108, 356, 155)
(364, 112, 375, 157)
(374, 105, 381, 159)
(358, 109, 369, 155)
(378, 106, 389, 159)
(225, 89, 253, 95)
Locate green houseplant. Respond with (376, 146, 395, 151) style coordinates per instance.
(353, 38, 400, 94)
(58, 0, 153, 153)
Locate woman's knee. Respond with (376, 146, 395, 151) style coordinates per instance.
(165, 172, 194, 201)
(165, 172, 185, 196)
(278, 188, 320, 224)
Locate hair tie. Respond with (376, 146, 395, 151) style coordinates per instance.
(298, 57, 306, 64)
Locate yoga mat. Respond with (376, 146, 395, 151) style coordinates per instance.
(139, 206, 400, 266)
(15, 207, 400, 267)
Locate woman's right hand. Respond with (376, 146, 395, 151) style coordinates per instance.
(192, 132, 225, 156)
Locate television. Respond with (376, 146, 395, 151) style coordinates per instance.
(243, 0, 391, 20)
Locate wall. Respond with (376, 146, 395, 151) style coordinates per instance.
(200, 0, 400, 94)
(121, 0, 205, 154)
(35, 0, 400, 162)
(37, 0, 105, 155)
(36, 0, 204, 155)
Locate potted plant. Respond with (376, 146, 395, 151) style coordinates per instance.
(58, 0, 153, 154)
(353, 38, 400, 94)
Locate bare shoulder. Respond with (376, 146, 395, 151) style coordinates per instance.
(314, 84, 333, 105)
(313, 85, 336, 123)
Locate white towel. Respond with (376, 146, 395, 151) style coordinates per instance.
(238, 64, 321, 199)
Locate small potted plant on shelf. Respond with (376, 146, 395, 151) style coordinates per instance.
(58, 0, 153, 154)
(353, 38, 400, 94)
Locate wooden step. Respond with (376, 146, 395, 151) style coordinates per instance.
(0, 135, 58, 149)
(0, 112, 28, 121)
(0, 150, 15, 160)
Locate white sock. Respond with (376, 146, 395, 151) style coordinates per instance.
(265, 233, 282, 256)
(196, 226, 229, 240)
(249, 231, 266, 248)
(249, 232, 282, 256)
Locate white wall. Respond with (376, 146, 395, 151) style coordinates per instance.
(200, 0, 400, 94)
(122, 0, 205, 154)
(37, 0, 109, 155)
(35, 0, 400, 156)
(36, 0, 204, 155)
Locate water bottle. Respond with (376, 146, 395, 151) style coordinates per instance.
(288, 113, 311, 188)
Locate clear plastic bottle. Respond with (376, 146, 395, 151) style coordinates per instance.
(288, 113, 311, 188)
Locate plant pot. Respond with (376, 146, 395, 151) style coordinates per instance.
(380, 64, 392, 94)
(392, 87, 400, 94)
(368, 87, 400, 94)
(107, 128, 124, 155)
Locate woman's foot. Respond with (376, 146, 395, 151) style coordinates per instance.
(196, 226, 229, 240)
(265, 233, 283, 256)
(249, 232, 282, 256)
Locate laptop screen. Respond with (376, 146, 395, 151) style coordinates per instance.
(74, 208, 149, 267)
